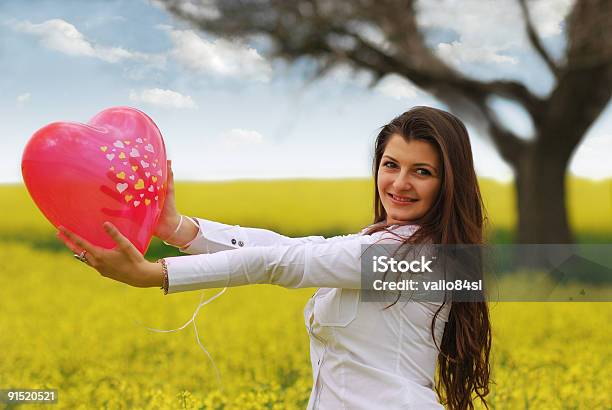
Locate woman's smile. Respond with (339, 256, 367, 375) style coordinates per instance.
(388, 193, 418, 204)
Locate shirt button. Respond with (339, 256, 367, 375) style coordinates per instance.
(231, 239, 237, 245)
(317, 359, 321, 365)
(238, 240, 244, 247)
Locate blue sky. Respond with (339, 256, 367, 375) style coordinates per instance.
(1, 0, 610, 183)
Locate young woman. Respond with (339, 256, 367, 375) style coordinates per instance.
(59, 106, 492, 409)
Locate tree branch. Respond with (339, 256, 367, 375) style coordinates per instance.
(339, 31, 529, 163)
(163, 0, 538, 163)
(518, 0, 560, 79)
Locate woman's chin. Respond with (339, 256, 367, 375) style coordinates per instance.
(387, 215, 416, 225)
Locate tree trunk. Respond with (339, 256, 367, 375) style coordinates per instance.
(515, 143, 573, 244)
(512, 139, 574, 271)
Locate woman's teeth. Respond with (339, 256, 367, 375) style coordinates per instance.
(390, 194, 417, 202)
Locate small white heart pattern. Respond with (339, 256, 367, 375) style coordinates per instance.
(97, 133, 163, 209)
(116, 183, 128, 193)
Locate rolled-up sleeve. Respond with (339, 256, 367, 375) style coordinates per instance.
(165, 235, 377, 293)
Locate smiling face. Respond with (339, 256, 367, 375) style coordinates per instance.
(377, 134, 442, 225)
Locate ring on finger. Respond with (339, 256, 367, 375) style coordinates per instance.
(73, 250, 89, 264)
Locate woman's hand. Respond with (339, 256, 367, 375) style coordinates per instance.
(57, 222, 163, 288)
(154, 160, 182, 241)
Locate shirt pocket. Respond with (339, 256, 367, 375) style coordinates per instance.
(313, 288, 359, 327)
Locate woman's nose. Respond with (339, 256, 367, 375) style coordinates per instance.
(392, 171, 413, 191)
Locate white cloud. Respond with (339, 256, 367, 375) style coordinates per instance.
(530, 0, 574, 37)
(129, 88, 197, 109)
(159, 26, 272, 82)
(470, 133, 515, 182)
(375, 74, 420, 100)
(221, 128, 264, 148)
(149, 0, 221, 19)
(16, 92, 31, 107)
(570, 134, 612, 180)
(176, 0, 221, 20)
(416, 0, 574, 65)
(346, 21, 394, 54)
(436, 41, 518, 66)
(9, 18, 165, 66)
(325, 64, 372, 87)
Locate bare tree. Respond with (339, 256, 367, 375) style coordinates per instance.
(161, 0, 612, 244)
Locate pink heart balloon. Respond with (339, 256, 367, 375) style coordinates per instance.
(21, 107, 167, 255)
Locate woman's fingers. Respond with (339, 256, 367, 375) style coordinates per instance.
(100, 207, 130, 218)
(56, 231, 81, 254)
(167, 179, 174, 194)
(103, 222, 137, 255)
(57, 227, 101, 267)
(58, 226, 97, 256)
(56, 224, 146, 287)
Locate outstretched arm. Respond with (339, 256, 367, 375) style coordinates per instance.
(162, 225, 417, 293)
(164, 236, 368, 292)
(56, 223, 366, 292)
(55, 221, 416, 292)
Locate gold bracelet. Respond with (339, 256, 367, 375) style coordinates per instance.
(157, 258, 169, 295)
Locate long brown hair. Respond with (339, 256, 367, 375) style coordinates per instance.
(363, 106, 492, 409)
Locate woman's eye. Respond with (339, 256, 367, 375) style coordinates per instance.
(416, 168, 432, 176)
(383, 161, 397, 169)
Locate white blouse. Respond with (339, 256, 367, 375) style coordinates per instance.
(164, 218, 450, 409)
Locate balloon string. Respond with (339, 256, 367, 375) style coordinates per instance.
(133, 287, 228, 392)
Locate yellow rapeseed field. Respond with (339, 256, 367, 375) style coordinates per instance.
(0, 178, 610, 409)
